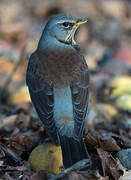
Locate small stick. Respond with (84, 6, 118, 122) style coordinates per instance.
(0, 144, 22, 165)
(49, 159, 91, 180)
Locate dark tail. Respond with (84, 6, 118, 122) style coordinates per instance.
(59, 135, 90, 169)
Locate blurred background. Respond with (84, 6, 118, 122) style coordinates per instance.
(0, 0, 131, 107)
(0, 0, 131, 179)
(0, 0, 131, 104)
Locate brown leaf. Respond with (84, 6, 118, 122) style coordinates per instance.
(99, 134, 121, 151)
(108, 157, 124, 180)
(9, 134, 34, 151)
(97, 148, 109, 177)
(84, 128, 100, 148)
(109, 133, 131, 148)
(115, 136, 131, 149)
(97, 148, 124, 179)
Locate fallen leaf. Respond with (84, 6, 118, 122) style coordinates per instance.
(28, 142, 63, 174)
(99, 135, 121, 151)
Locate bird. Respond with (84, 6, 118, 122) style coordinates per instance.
(26, 14, 90, 169)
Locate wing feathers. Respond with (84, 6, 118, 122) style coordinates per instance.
(26, 52, 59, 145)
(71, 63, 90, 140)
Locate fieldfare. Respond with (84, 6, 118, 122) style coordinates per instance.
(26, 14, 90, 168)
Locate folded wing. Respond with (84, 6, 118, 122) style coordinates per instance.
(26, 51, 59, 145)
(71, 57, 90, 140)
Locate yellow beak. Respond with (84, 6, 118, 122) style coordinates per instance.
(75, 19, 88, 26)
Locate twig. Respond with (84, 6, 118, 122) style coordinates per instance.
(49, 159, 91, 180)
(0, 165, 27, 172)
(0, 144, 22, 165)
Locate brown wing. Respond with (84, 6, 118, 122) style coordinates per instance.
(71, 55, 90, 140)
(26, 51, 59, 145)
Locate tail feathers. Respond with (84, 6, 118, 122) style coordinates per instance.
(60, 135, 90, 169)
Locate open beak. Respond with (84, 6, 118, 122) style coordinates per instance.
(75, 18, 88, 26)
(65, 18, 88, 44)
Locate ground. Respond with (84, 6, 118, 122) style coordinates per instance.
(0, 0, 131, 179)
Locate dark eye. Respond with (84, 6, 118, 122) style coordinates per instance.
(62, 22, 70, 28)
(62, 22, 74, 28)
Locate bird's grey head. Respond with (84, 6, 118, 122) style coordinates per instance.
(38, 14, 88, 50)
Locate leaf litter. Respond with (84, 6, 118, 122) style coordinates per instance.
(0, 0, 131, 179)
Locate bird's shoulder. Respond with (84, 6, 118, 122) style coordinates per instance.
(26, 50, 46, 87)
(26, 51, 39, 75)
(26, 50, 48, 79)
